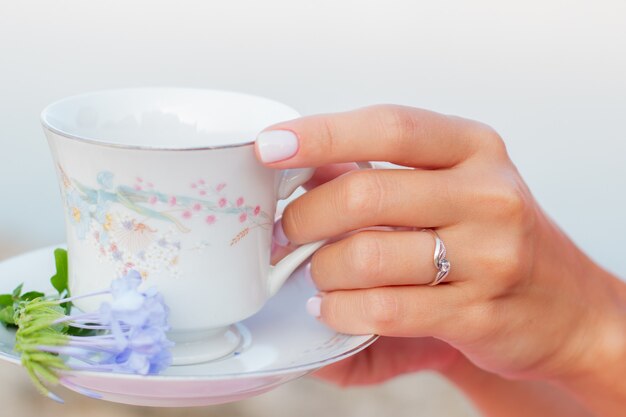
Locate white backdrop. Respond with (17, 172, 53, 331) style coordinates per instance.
(0, 1, 625, 416)
(0, 0, 625, 275)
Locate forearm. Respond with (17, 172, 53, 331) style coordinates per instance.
(443, 359, 593, 417)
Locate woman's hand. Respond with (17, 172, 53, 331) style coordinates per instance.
(255, 105, 626, 387)
(313, 336, 461, 386)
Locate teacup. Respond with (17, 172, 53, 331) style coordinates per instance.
(42, 88, 325, 364)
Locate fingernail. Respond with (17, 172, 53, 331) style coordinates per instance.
(256, 130, 299, 163)
(306, 295, 322, 318)
(273, 220, 290, 247)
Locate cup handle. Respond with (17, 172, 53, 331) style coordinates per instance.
(268, 162, 373, 296)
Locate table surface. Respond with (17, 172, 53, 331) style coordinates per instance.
(0, 361, 479, 417)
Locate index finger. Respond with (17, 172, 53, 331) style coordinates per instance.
(255, 105, 500, 169)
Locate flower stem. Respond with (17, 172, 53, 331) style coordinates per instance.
(57, 290, 110, 305)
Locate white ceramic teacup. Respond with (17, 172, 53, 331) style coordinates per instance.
(42, 88, 326, 364)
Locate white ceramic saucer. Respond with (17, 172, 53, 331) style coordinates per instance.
(0, 246, 377, 407)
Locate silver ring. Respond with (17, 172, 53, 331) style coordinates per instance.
(421, 229, 451, 286)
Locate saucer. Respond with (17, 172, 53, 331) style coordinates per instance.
(0, 246, 377, 407)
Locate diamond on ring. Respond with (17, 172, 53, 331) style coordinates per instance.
(439, 259, 450, 273)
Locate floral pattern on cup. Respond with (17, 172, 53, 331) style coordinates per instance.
(58, 165, 271, 279)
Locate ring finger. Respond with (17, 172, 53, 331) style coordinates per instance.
(311, 229, 462, 291)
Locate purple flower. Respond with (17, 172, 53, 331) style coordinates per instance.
(16, 270, 174, 401)
(71, 270, 174, 373)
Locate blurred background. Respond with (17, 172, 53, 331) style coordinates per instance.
(1, 1, 625, 415)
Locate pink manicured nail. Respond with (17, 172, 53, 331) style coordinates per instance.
(272, 220, 289, 247)
(306, 295, 322, 318)
(256, 130, 299, 163)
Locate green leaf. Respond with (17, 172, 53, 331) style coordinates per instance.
(66, 326, 98, 337)
(60, 301, 71, 316)
(12, 283, 23, 298)
(0, 306, 15, 325)
(0, 294, 13, 308)
(21, 291, 45, 301)
(50, 249, 68, 296)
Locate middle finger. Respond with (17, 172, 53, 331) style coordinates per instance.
(282, 169, 463, 245)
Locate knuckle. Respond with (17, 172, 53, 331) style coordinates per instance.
(494, 184, 526, 218)
(477, 238, 529, 291)
(476, 178, 532, 225)
(362, 290, 401, 331)
(469, 185, 536, 288)
(381, 105, 419, 137)
(345, 233, 383, 282)
(321, 292, 343, 325)
(317, 116, 341, 158)
(281, 201, 308, 243)
(310, 246, 331, 289)
(373, 105, 419, 150)
(338, 171, 382, 218)
(478, 123, 506, 151)
(502, 240, 531, 284)
(466, 121, 508, 158)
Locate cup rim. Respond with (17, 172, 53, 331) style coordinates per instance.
(41, 87, 298, 151)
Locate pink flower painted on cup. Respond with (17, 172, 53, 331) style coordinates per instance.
(63, 168, 271, 267)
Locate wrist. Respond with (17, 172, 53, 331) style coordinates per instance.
(567, 268, 626, 379)
(534, 217, 626, 381)
(553, 266, 626, 415)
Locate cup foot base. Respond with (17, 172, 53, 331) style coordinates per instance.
(169, 325, 243, 365)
